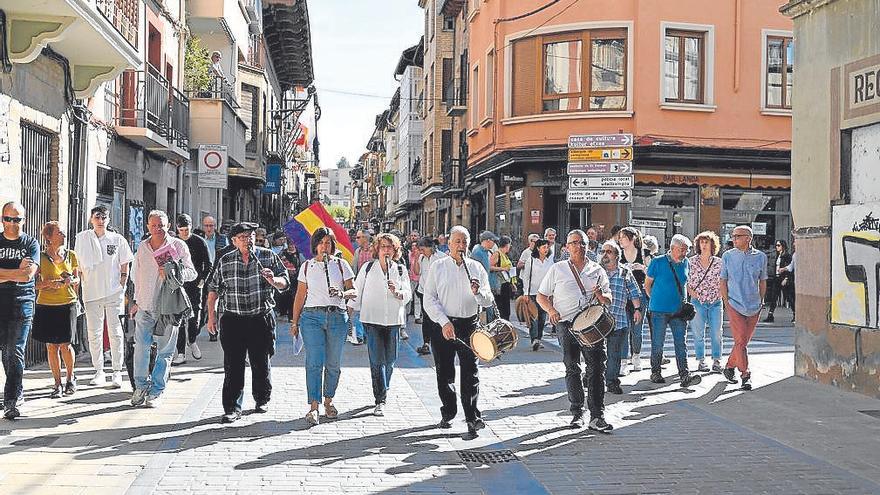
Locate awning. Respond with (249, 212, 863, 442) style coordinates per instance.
(635, 172, 790, 190)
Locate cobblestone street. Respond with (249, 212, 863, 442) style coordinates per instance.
(1, 310, 878, 494)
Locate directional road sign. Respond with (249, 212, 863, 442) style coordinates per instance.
(567, 189, 632, 203)
(569, 133, 633, 148)
(568, 147, 632, 162)
(566, 161, 632, 175)
(569, 175, 634, 189)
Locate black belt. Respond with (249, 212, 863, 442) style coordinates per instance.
(304, 306, 346, 312)
(448, 315, 479, 323)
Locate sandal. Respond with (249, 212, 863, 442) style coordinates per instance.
(305, 409, 320, 426)
(324, 403, 338, 419)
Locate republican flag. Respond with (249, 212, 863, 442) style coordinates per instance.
(283, 202, 354, 264)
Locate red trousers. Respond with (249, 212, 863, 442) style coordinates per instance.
(725, 307, 759, 374)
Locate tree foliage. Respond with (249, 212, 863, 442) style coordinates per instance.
(184, 36, 211, 92)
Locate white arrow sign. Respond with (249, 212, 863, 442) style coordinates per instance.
(566, 189, 632, 203)
(569, 133, 633, 148)
(566, 161, 632, 175)
(569, 175, 634, 189)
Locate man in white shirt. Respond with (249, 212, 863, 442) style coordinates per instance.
(130, 210, 196, 408)
(545, 228, 569, 263)
(537, 229, 613, 432)
(516, 233, 540, 270)
(421, 226, 494, 438)
(75, 205, 134, 388)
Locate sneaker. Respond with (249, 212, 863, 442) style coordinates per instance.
(531, 339, 540, 351)
(305, 409, 320, 426)
(3, 407, 20, 420)
(466, 417, 485, 436)
(172, 353, 187, 365)
(191, 342, 202, 360)
(570, 412, 585, 428)
(401, 328, 410, 340)
(711, 360, 723, 373)
(90, 371, 106, 386)
(763, 313, 774, 323)
(254, 402, 269, 414)
(588, 417, 614, 434)
(680, 373, 702, 388)
(353, 338, 364, 346)
(131, 388, 147, 406)
(50, 384, 64, 399)
(631, 355, 642, 371)
(619, 366, 630, 377)
(438, 417, 453, 429)
(650, 372, 666, 384)
(607, 383, 623, 395)
(64, 378, 77, 396)
(697, 360, 709, 372)
(209, 333, 218, 342)
(661, 357, 671, 365)
(110, 372, 123, 389)
(324, 403, 339, 419)
(723, 368, 738, 384)
(373, 403, 385, 416)
(741, 374, 753, 391)
(416, 344, 431, 355)
(144, 395, 162, 408)
(221, 411, 241, 424)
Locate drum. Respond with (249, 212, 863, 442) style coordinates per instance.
(569, 305, 616, 347)
(470, 319, 519, 362)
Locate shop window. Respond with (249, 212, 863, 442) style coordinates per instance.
(721, 189, 792, 252)
(664, 30, 705, 104)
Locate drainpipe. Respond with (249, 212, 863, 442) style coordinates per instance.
(734, 0, 741, 92)
(67, 101, 89, 239)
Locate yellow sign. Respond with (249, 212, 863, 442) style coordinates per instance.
(568, 147, 633, 161)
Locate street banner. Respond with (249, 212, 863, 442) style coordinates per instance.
(567, 189, 632, 203)
(198, 144, 228, 188)
(569, 175, 634, 189)
(568, 147, 632, 161)
(263, 163, 282, 194)
(568, 133, 633, 148)
(283, 202, 355, 264)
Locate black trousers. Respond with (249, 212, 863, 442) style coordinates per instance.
(219, 312, 275, 414)
(494, 282, 512, 321)
(417, 292, 434, 346)
(430, 315, 481, 422)
(556, 320, 606, 419)
(177, 285, 203, 354)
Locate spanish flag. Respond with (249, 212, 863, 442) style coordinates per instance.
(283, 202, 354, 264)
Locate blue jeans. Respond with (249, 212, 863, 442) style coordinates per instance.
(528, 295, 547, 341)
(0, 299, 34, 410)
(351, 311, 365, 340)
(623, 292, 648, 357)
(605, 326, 630, 387)
(690, 299, 723, 361)
(134, 309, 180, 398)
(649, 311, 690, 377)
(300, 307, 349, 404)
(363, 323, 399, 404)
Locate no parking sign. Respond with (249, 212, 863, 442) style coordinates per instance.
(198, 144, 228, 188)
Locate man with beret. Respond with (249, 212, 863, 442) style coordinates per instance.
(206, 222, 289, 424)
(173, 214, 212, 365)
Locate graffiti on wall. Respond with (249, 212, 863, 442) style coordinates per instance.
(832, 202, 880, 328)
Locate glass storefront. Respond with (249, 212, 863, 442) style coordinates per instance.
(721, 189, 792, 252)
(629, 186, 698, 250)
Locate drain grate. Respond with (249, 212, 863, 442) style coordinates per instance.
(859, 410, 880, 420)
(457, 449, 519, 464)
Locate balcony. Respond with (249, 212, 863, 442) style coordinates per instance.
(0, 0, 140, 97)
(114, 67, 190, 161)
(442, 158, 465, 194)
(445, 80, 467, 117)
(188, 0, 250, 48)
(244, 34, 265, 69)
(263, 0, 314, 89)
(187, 75, 248, 169)
(242, 0, 263, 34)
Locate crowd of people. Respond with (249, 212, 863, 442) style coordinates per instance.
(1, 199, 795, 439)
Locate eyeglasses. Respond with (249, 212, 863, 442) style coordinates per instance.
(2, 216, 23, 224)
(92, 214, 108, 220)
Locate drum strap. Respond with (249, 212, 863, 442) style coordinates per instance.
(567, 261, 590, 307)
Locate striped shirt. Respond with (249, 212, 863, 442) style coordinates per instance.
(208, 247, 289, 316)
(605, 266, 641, 329)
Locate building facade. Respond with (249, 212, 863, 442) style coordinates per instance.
(465, 0, 792, 253)
(393, 39, 425, 234)
(781, 0, 880, 398)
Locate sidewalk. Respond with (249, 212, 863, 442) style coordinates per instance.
(0, 311, 877, 494)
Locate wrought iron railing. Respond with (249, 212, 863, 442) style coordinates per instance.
(118, 67, 190, 148)
(442, 158, 464, 191)
(246, 34, 264, 68)
(187, 74, 239, 109)
(170, 86, 190, 148)
(444, 78, 467, 108)
(96, 0, 139, 49)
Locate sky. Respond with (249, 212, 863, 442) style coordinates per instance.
(308, 0, 424, 169)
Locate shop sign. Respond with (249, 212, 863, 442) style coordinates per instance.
(567, 189, 632, 203)
(569, 175, 633, 189)
(568, 147, 632, 162)
(662, 174, 701, 184)
(568, 133, 633, 148)
(751, 222, 767, 235)
(630, 218, 667, 229)
(530, 209, 541, 225)
(502, 174, 525, 186)
(198, 144, 228, 189)
(567, 161, 632, 175)
(844, 54, 880, 125)
(262, 163, 282, 194)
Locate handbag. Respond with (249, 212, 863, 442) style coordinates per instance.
(666, 256, 696, 321)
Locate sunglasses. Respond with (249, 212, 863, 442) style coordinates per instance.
(2, 216, 23, 224)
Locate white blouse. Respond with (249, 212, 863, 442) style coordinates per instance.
(416, 250, 448, 294)
(297, 257, 356, 309)
(349, 260, 412, 326)
(520, 256, 555, 296)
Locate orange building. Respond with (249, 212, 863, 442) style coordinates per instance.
(463, 0, 792, 250)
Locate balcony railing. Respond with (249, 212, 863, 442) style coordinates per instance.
(187, 74, 240, 109)
(96, 0, 139, 49)
(246, 34, 265, 68)
(410, 158, 423, 186)
(442, 158, 464, 192)
(117, 67, 190, 149)
(444, 79, 467, 117)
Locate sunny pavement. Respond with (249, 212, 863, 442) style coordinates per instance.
(0, 305, 878, 494)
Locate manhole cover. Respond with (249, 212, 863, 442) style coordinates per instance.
(859, 410, 880, 420)
(457, 449, 518, 464)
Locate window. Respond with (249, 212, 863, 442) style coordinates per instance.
(512, 29, 627, 117)
(471, 64, 480, 128)
(443, 16, 454, 31)
(664, 30, 705, 103)
(485, 49, 494, 119)
(766, 36, 793, 109)
(442, 58, 454, 104)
